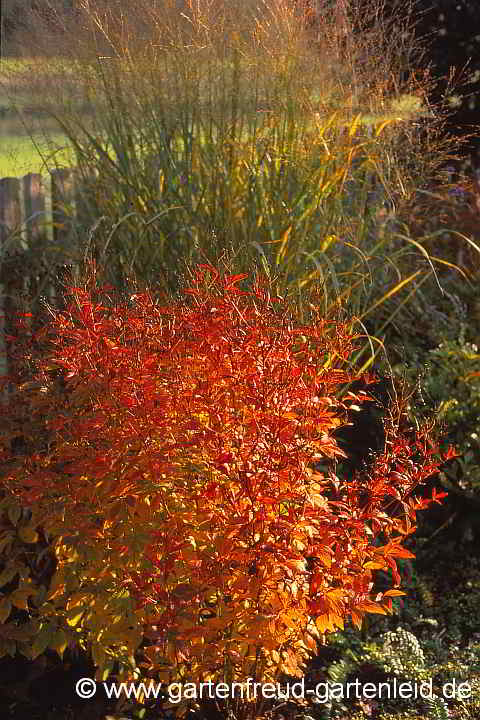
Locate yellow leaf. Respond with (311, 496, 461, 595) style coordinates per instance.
(66, 591, 90, 609)
(363, 561, 385, 570)
(31, 623, 55, 660)
(320, 234, 337, 252)
(316, 550, 332, 568)
(315, 613, 334, 634)
(46, 566, 66, 601)
(327, 589, 346, 600)
(281, 612, 297, 629)
(309, 493, 329, 510)
(66, 609, 84, 628)
(330, 613, 344, 631)
(49, 628, 68, 658)
(375, 118, 395, 136)
(10, 588, 32, 610)
(286, 558, 306, 572)
(17, 526, 39, 544)
(276, 225, 292, 265)
(349, 113, 363, 137)
(359, 270, 422, 321)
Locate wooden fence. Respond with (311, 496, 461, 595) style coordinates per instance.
(0, 166, 98, 380)
(0, 166, 99, 249)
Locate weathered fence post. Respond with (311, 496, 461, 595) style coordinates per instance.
(0, 177, 24, 386)
(0, 161, 159, 390)
(23, 173, 47, 246)
(22, 172, 60, 331)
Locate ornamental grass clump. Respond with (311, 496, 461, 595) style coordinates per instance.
(0, 262, 449, 706)
(1, 0, 465, 368)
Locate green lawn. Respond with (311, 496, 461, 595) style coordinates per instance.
(0, 132, 76, 176)
(0, 56, 96, 177)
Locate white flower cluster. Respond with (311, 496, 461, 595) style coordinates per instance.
(381, 626, 425, 677)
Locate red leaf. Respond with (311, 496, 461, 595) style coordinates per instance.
(444, 445, 459, 460)
(430, 488, 448, 504)
(224, 273, 249, 288)
(1, 259, 446, 686)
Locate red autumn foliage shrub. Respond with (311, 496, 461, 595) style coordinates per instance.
(0, 262, 448, 687)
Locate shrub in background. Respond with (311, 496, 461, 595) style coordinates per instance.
(320, 624, 480, 719)
(398, 328, 480, 548)
(0, 262, 449, 719)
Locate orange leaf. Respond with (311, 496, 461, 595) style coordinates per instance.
(329, 613, 344, 630)
(285, 559, 306, 572)
(388, 547, 415, 559)
(315, 613, 335, 633)
(355, 601, 388, 615)
(350, 611, 363, 629)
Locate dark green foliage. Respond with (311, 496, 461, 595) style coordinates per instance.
(400, 328, 480, 546)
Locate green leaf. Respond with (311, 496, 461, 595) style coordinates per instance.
(7, 504, 22, 527)
(30, 622, 56, 660)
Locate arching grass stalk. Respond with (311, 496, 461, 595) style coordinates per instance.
(0, 0, 469, 366)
